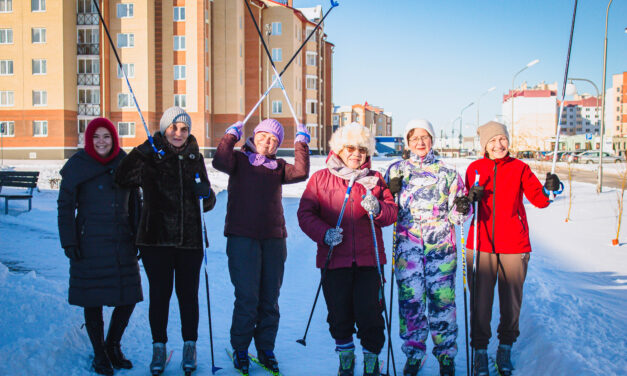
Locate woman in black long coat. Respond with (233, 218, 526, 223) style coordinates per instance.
(57, 118, 143, 375)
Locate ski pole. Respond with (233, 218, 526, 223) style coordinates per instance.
(297, 174, 356, 346)
(548, 0, 578, 201)
(385, 193, 399, 376)
(460, 224, 470, 376)
(470, 172, 480, 373)
(91, 0, 164, 158)
(365, 191, 396, 376)
(242, 0, 340, 125)
(195, 174, 221, 374)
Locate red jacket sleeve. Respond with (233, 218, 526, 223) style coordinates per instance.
(297, 171, 333, 245)
(373, 173, 398, 227)
(521, 163, 550, 208)
(212, 134, 238, 175)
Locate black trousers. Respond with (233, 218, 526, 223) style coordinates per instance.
(84, 304, 135, 336)
(322, 264, 385, 354)
(141, 246, 204, 343)
(227, 236, 287, 351)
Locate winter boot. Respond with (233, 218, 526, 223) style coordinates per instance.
(257, 349, 280, 374)
(438, 354, 455, 376)
(104, 307, 133, 369)
(150, 342, 167, 375)
(181, 341, 197, 373)
(403, 357, 425, 376)
(85, 320, 114, 376)
(472, 349, 489, 376)
(337, 348, 355, 376)
(495, 344, 513, 376)
(363, 351, 380, 376)
(233, 349, 249, 375)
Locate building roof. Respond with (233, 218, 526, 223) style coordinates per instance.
(503, 89, 556, 102)
(298, 6, 322, 22)
(560, 96, 602, 107)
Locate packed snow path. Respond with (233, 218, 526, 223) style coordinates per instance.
(0, 157, 625, 375)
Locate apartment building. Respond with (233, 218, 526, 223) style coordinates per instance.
(609, 72, 626, 136)
(559, 95, 602, 136)
(332, 102, 392, 137)
(0, 0, 334, 159)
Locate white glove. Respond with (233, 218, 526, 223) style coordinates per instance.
(361, 189, 380, 215)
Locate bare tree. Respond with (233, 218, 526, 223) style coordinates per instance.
(613, 163, 627, 246)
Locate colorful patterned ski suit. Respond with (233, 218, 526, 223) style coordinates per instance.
(386, 150, 470, 361)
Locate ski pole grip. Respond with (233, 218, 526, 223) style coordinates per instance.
(474, 170, 480, 186)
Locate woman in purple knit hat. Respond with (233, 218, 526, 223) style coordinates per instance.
(213, 119, 311, 375)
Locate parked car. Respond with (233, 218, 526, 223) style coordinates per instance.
(535, 151, 550, 161)
(573, 151, 625, 164)
(516, 150, 535, 159)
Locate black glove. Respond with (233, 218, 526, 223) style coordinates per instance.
(453, 196, 471, 215)
(402, 149, 411, 160)
(64, 246, 81, 261)
(467, 185, 484, 203)
(544, 173, 561, 192)
(193, 180, 211, 198)
(388, 177, 402, 196)
(203, 188, 216, 212)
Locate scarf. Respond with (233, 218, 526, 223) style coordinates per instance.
(243, 138, 278, 170)
(326, 152, 379, 190)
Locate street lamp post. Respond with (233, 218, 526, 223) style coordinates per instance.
(459, 102, 474, 156)
(450, 116, 460, 153)
(477, 86, 496, 128)
(511, 59, 540, 150)
(598, 0, 613, 193)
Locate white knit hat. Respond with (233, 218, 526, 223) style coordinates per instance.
(404, 119, 435, 144)
(329, 122, 376, 156)
(160, 106, 192, 135)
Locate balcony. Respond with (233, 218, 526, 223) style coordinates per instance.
(77, 73, 100, 86)
(77, 43, 99, 56)
(78, 103, 101, 116)
(77, 13, 99, 25)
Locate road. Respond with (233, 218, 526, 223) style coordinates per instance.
(528, 161, 626, 190)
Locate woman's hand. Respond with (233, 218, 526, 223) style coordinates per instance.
(361, 189, 380, 215)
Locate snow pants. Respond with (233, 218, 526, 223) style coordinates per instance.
(141, 246, 204, 343)
(321, 264, 386, 354)
(227, 236, 287, 352)
(466, 251, 529, 349)
(395, 233, 458, 360)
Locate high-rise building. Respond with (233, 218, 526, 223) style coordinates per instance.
(609, 72, 626, 136)
(559, 95, 602, 136)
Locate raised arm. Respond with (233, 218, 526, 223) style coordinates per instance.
(283, 141, 310, 184)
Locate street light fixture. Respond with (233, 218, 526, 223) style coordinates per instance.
(477, 86, 496, 128)
(459, 102, 475, 156)
(511, 59, 540, 150)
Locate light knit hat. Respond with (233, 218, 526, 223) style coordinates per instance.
(160, 106, 192, 135)
(329, 122, 376, 156)
(404, 119, 435, 144)
(477, 121, 509, 153)
(254, 118, 284, 147)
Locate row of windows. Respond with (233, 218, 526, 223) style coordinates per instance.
(0, 59, 47, 75)
(271, 100, 318, 115)
(0, 28, 46, 44)
(0, 0, 44, 13)
(270, 48, 318, 66)
(0, 90, 190, 109)
(0, 120, 47, 137)
(267, 22, 317, 42)
(0, 90, 47, 106)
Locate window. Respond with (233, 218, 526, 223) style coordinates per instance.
(272, 100, 282, 114)
(307, 100, 318, 114)
(32, 28, 46, 43)
(118, 93, 132, 108)
(78, 29, 98, 44)
(77, 0, 95, 13)
(0, 60, 13, 75)
(117, 63, 135, 78)
(0, 121, 14, 136)
(272, 48, 282, 62)
(0, 91, 14, 106)
(117, 33, 134, 48)
(305, 26, 315, 40)
(116, 3, 133, 18)
(0, 0, 12, 12)
(307, 124, 318, 138)
(0, 29, 13, 44)
(174, 6, 185, 21)
(296, 25, 301, 41)
(174, 36, 185, 50)
(174, 94, 186, 108)
(33, 120, 47, 136)
(31, 0, 45, 12)
(174, 65, 186, 80)
(306, 51, 317, 66)
(78, 119, 89, 133)
(78, 58, 99, 73)
(33, 90, 47, 106)
(32, 59, 46, 75)
(117, 122, 136, 137)
(272, 22, 282, 35)
(306, 75, 318, 90)
(78, 88, 100, 104)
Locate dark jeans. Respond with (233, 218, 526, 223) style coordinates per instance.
(322, 264, 385, 354)
(227, 236, 287, 351)
(141, 246, 204, 343)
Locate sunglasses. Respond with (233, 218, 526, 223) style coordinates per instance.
(343, 145, 368, 154)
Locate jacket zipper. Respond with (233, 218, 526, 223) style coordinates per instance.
(351, 185, 356, 264)
(178, 157, 185, 247)
(492, 161, 497, 253)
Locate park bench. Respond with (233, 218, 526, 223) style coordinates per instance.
(0, 171, 40, 215)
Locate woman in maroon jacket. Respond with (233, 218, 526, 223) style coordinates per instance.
(464, 121, 560, 376)
(212, 119, 310, 375)
(298, 122, 398, 376)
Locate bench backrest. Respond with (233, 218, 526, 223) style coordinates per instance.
(0, 171, 40, 189)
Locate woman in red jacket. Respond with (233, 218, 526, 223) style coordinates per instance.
(298, 122, 398, 376)
(464, 122, 560, 376)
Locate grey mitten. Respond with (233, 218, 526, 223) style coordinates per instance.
(324, 228, 344, 247)
(361, 189, 380, 215)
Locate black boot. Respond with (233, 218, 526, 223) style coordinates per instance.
(85, 320, 114, 376)
(233, 350, 250, 375)
(257, 349, 279, 374)
(105, 305, 134, 369)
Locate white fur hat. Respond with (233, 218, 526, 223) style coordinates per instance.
(404, 119, 435, 144)
(329, 122, 376, 156)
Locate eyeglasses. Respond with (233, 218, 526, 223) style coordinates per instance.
(408, 135, 431, 143)
(343, 145, 368, 154)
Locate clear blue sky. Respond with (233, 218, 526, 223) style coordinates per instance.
(293, 0, 627, 138)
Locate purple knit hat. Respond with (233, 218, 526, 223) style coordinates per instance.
(254, 119, 284, 147)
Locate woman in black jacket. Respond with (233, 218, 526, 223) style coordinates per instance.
(57, 118, 143, 376)
(115, 106, 215, 375)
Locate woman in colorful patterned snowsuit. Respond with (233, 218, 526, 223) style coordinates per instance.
(386, 119, 472, 376)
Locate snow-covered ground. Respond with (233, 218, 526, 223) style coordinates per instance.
(1, 156, 626, 375)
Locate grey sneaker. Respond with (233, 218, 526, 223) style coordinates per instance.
(473, 349, 489, 376)
(496, 344, 513, 375)
(150, 343, 167, 375)
(181, 341, 197, 371)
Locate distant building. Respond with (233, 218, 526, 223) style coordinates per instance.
(559, 95, 602, 136)
(332, 102, 392, 137)
(609, 72, 627, 155)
